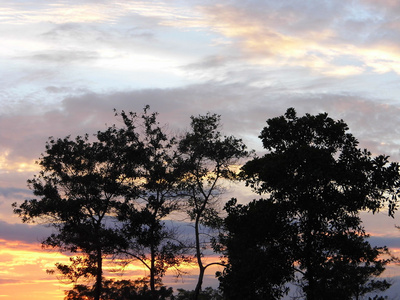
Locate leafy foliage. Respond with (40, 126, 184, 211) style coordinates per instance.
(64, 278, 174, 300)
(217, 198, 296, 300)
(13, 107, 400, 300)
(13, 107, 191, 299)
(13, 133, 131, 300)
(234, 108, 400, 300)
(99, 107, 192, 294)
(175, 287, 223, 300)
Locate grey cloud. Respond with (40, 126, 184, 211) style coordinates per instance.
(40, 22, 86, 40)
(124, 26, 155, 40)
(0, 187, 30, 198)
(368, 236, 400, 249)
(2, 83, 400, 163)
(380, 278, 400, 299)
(20, 50, 100, 63)
(0, 185, 33, 223)
(0, 279, 23, 285)
(361, 0, 400, 16)
(0, 220, 52, 244)
(252, 0, 345, 34)
(185, 55, 231, 70)
(39, 14, 162, 54)
(199, 0, 400, 62)
(45, 86, 88, 94)
(200, 0, 345, 37)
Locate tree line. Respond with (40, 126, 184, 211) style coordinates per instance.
(12, 106, 400, 300)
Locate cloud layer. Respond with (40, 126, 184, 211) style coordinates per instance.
(3, 0, 400, 298)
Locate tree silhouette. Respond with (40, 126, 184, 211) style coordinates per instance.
(13, 133, 131, 300)
(13, 107, 190, 300)
(178, 113, 250, 300)
(100, 107, 191, 297)
(238, 108, 399, 299)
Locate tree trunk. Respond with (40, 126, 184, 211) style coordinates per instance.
(194, 266, 205, 300)
(193, 214, 204, 300)
(304, 214, 315, 300)
(305, 266, 315, 300)
(94, 247, 103, 300)
(150, 243, 157, 300)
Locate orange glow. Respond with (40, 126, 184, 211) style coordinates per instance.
(0, 237, 208, 299)
(0, 239, 70, 299)
(0, 151, 39, 174)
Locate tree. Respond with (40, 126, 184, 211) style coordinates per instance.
(178, 113, 250, 300)
(12, 106, 190, 300)
(101, 107, 191, 298)
(217, 198, 296, 300)
(240, 108, 399, 299)
(13, 133, 131, 300)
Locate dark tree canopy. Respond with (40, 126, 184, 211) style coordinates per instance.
(175, 287, 223, 300)
(223, 108, 400, 300)
(218, 198, 296, 300)
(64, 278, 174, 300)
(13, 107, 190, 300)
(12, 107, 400, 300)
(103, 108, 191, 296)
(13, 134, 131, 300)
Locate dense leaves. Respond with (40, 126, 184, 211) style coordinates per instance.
(12, 107, 400, 300)
(175, 287, 223, 300)
(218, 198, 296, 299)
(64, 278, 174, 300)
(234, 108, 400, 300)
(100, 107, 191, 296)
(13, 107, 191, 300)
(13, 134, 130, 300)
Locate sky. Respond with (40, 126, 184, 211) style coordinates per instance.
(2, 0, 400, 298)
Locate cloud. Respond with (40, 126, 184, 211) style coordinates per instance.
(23, 50, 100, 63)
(0, 279, 23, 285)
(0, 2, 124, 25)
(0, 221, 52, 244)
(192, 1, 400, 77)
(185, 55, 231, 70)
(45, 86, 87, 94)
(2, 83, 400, 167)
(2, 84, 399, 282)
(368, 236, 400, 249)
(0, 187, 30, 199)
(2, 1, 400, 297)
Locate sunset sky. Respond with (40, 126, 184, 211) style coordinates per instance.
(3, 0, 400, 298)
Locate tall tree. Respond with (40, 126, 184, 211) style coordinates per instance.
(178, 113, 249, 300)
(12, 106, 189, 300)
(240, 108, 399, 299)
(13, 133, 132, 300)
(101, 107, 190, 298)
